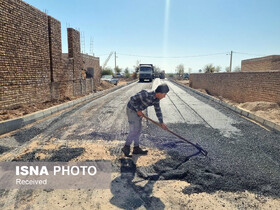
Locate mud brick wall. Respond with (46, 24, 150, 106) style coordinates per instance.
(190, 72, 280, 103)
(0, 0, 51, 109)
(241, 55, 280, 72)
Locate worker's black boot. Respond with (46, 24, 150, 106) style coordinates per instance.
(132, 146, 148, 155)
(121, 145, 130, 157)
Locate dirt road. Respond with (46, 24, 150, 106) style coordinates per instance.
(0, 78, 279, 209)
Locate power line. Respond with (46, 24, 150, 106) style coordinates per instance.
(234, 52, 267, 56)
(96, 51, 268, 59)
(117, 52, 228, 58)
(96, 53, 112, 57)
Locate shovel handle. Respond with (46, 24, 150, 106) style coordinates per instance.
(142, 115, 162, 127)
(143, 114, 208, 156)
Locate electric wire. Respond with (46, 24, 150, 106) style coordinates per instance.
(97, 51, 270, 59)
(117, 52, 228, 59)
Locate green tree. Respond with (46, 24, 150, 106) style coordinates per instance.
(124, 67, 130, 78)
(204, 64, 215, 73)
(115, 66, 122, 74)
(102, 68, 114, 75)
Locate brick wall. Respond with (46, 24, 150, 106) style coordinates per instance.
(241, 55, 280, 72)
(0, 0, 101, 110)
(61, 47, 101, 97)
(48, 16, 62, 83)
(86, 79, 94, 94)
(0, 0, 51, 109)
(82, 54, 102, 90)
(67, 28, 82, 81)
(190, 72, 280, 103)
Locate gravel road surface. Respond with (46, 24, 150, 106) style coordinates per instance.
(0, 78, 279, 209)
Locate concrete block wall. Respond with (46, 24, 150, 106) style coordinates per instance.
(190, 72, 280, 103)
(241, 55, 280, 72)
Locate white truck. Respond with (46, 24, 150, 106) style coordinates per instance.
(139, 64, 154, 82)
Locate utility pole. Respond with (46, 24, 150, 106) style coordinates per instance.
(229, 51, 233, 72)
(114, 51, 117, 72)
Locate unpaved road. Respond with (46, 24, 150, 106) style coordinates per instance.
(0, 78, 279, 209)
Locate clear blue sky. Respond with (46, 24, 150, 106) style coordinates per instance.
(24, 0, 280, 73)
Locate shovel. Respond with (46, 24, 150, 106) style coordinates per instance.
(142, 115, 208, 156)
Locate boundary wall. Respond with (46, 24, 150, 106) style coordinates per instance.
(190, 72, 280, 103)
(0, 0, 101, 110)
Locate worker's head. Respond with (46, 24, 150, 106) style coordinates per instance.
(155, 84, 169, 99)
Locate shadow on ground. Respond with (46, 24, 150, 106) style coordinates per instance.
(110, 158, 165, 209)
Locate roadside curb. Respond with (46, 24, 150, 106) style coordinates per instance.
(170, 79, 280, 133)
(0, 80, 137, 136)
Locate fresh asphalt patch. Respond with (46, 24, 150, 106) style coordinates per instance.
(0, 146, 12, 155)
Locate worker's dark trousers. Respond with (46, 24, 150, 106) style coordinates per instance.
(125, 107, 142, 146)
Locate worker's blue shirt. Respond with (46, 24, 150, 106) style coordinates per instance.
(127, 90, 163, 123)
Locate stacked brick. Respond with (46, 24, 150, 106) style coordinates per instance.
(190, 72, 280, 103)
(241, 55, 280, 72)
